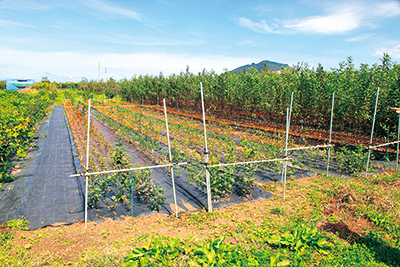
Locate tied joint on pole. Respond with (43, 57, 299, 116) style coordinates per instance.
(203, 148, 209, 155)
(78, 171, 85, 180)
(170, 161, 180, 167)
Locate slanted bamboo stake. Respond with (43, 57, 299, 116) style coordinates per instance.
(200, 82, 212, 212)
(365, 88, 380, 177)
(326, 92, 335, 176)
(283, 108, 289, 199)
(281, 92, 293, 197)
(163, 99, 178, 217)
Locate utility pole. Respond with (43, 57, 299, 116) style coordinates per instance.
(98, 62, 100, 81)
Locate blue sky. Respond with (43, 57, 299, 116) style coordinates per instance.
(0, 0, 399, 82)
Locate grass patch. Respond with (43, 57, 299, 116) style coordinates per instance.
(1, 171, 400, 266)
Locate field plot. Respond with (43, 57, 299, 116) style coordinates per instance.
(137, 99, 392, 151)
(129, 99, 400, 173)
(64, 100, 209, 220)
(61, 93, 397, 223)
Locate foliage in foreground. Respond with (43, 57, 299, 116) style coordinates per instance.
(122, 171, 400, 267)
(0, 90, 51, 183)
(1, 171, 400, 266)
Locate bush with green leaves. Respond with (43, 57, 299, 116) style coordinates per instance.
(0, 90, 51, 183)
(87, 142, 166, 212)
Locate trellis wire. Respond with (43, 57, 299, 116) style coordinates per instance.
(366, 88, 380, 177)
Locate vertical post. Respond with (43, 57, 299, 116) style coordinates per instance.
(366, 88, 380, 177)
(386, 126, 390, 169)
(299, 119, 304, 146)
(131, 151, 134, 217)
(397, 112, 400, 171)
(289, 92, 294, 120)
(281, 92, 293, 191)
(282, 108, 289, 199)
(200, 82, 212, 212)
(84, 99, 92, 229)
(163, 99, 178, 217)
(326, 92, 335, 176)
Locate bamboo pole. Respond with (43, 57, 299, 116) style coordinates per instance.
(131, 151, 134, 217)
(281, 92, 293, 197)
(84, 99, 92, 229)
(283, 108, 289, 199)
(326, 92, 335, 176)
(200, 82, 212, 212)
(209, 157, 290, 168)
(70, 162, 188, 177)
(163, 99, 178, 217)
(365, 88, 380, 177)
(397, 112, 400, 171)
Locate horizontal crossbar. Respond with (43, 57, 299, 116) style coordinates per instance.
(287, 144, 333, 152)
(208, 157, 290, 168)
(370, 140, 400, 149)
(70, 162, 187, 177)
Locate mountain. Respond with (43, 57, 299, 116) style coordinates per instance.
(230, 60, 289, 73)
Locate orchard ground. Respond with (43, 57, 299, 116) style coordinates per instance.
(1, 171, 400, 266)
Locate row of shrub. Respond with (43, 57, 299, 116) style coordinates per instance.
(58, 54, 400, 138)
(0, 90, 52, 183)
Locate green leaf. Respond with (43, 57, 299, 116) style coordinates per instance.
(277, 260, 291, 266)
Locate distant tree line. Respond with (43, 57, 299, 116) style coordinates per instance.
(61, 54, 400, 138)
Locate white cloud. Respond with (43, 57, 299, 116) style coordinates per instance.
(237, 0, 400, 35)
(346, 34, 376, 42)
(236, 17, 277, 34)
(0, 0, 51, 10)
(291, 1, 400, 34)
(0, 48, 254, 82)
(84, 0, 142, 21)
(0, 19, 35, 28)
(373, 1, 400, 17)
(285, 8, 361, 34)
(374, 44, 400, 60)
(237, 40, 257, 46)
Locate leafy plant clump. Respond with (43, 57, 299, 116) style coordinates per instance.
(0, 90, 51, 183)
(87, 142, 166, 212)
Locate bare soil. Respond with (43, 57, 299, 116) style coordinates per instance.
(7, 176, 375, 265)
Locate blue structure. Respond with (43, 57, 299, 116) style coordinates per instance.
(6, 79, 35, 90)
